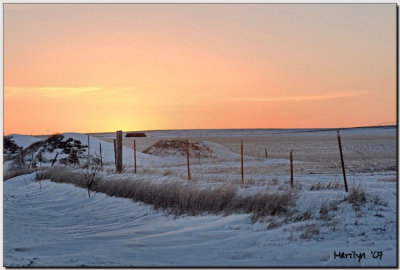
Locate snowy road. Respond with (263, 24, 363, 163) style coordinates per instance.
(4, 173, 396, 267)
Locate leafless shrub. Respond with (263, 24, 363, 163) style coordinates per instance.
(345, 185, 367, 210)
(80, 166, 101, 197)
(319, 201, 330, 220)
(299, 224, 320, 240)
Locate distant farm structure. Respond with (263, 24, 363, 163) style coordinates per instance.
(125, 132, 147, 137)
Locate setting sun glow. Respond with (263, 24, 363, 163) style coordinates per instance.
(4, 4, 396, 135)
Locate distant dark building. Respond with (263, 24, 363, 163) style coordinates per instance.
(125, 132, 147, 137)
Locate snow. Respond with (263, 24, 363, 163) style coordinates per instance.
(97, 126, 396, 139)
(3, 127, 397, 267)
(4, 173, 396, 267)
(7, 134, 42, 149)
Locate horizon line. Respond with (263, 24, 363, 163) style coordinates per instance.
(4, 124, 397, 137)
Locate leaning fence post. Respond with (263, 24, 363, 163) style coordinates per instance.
(116, 130, 123, 173)
(87, 134, 90, 167)
(51, 152, 59, 167)
(337, 130, 348, 192)
(290, 151, 294, 188)
(134, 139, 137, 174)
(265, 147, 268, 158)
(241, 139, 244, 184)
(186, 140, 191, 180)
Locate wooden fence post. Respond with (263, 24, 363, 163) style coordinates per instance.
(116, 131, 123, 173)
(99, 143, 103, 168)
(290, 151, 294, 188)
(134, 139, 137, 174)
(87, 135, 90, 167)
(186, 140, 191, 180)
(241, 139, 244, 184)
(337, 131, 348, 192)
(265, 147, 268, 158)
(113, 139, 117, 165)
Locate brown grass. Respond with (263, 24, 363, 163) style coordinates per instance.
(345, 185, 367, 210)
(143, 139, 214, 158)
(299, 224, 320, 240)
(35, 167, 296, 220)
(310, 181, 343, 191)
(4, 166, 37, 181)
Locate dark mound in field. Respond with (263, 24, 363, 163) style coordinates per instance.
(125, 132, 146, 137)
(143, 139, 214, 158)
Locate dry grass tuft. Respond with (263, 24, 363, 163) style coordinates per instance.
(162, 169, 174, 176)
(35, 166, 81, 183)
(319, 201, 330, 220)
(267, 218, 284, 229)
(4, 166, 37, 181)
(345, 185, 367, 210)
(35, 167, 296, 220)
(310, 181, 343, 191)
(270, 178, 279, 185)
(299, 224, 320, 240)
(292, 209, 313, 222)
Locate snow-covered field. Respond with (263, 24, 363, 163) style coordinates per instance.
(3, 127, 397, 267)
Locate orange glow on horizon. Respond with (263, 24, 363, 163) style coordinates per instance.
(4, 4, 396, 135)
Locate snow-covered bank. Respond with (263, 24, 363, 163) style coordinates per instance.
(6, 134, 42, 149)
(4, 173, 396, 267)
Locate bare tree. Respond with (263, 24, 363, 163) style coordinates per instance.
(80, 165, 101, 198)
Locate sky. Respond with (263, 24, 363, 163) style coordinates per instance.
(4, 4, 397, 135)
